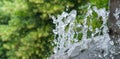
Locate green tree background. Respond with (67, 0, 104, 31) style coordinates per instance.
(0, 0, 108, 59)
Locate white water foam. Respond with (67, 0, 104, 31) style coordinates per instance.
(51, 6, 120, 59)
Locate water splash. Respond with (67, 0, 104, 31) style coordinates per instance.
(113, 8, 120, 20)
(51, 6, 120, 59)
(113, 8, 120, 29)
(52, 10, 77, 54)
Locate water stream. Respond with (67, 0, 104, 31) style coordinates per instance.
(50, 6, 120, 59)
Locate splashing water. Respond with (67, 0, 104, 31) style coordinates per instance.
(51, 6, 120, 59)
(52, 9, 77, 53)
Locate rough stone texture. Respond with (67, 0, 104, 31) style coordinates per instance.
(108, 0, 120, 59)
(109, 0, 120, 40)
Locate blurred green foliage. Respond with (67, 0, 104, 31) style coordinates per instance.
(0, 0, 108, 59)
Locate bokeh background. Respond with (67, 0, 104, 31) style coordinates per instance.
(0, 0, 108, 59)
